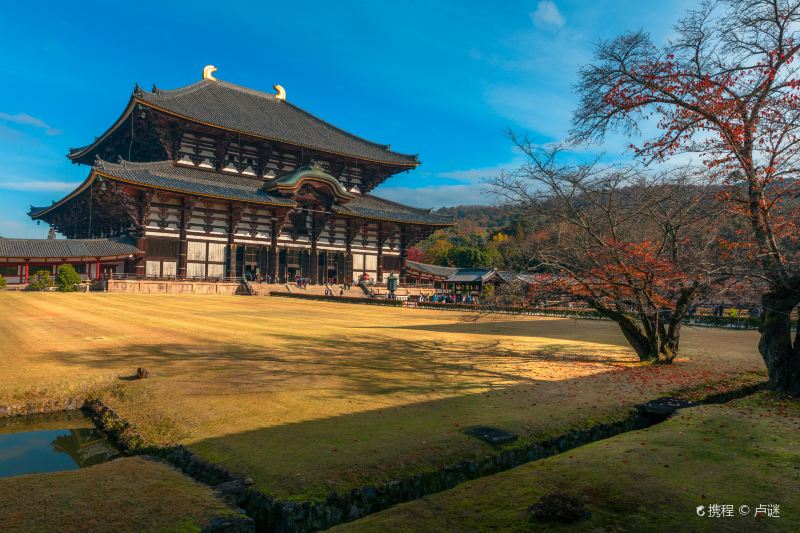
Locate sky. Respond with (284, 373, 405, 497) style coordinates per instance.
(0, 0, 693, 238)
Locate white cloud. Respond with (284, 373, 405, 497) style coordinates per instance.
(375, 161, 522, 207)
(0, 179, 79, 192)
(375, 184, 500, 208)
(531, 1, 565, 30)
(0, 112, 62, 136)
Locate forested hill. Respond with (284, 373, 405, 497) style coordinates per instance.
(432, 205, 518, 236)
(411, 204, 524, 269)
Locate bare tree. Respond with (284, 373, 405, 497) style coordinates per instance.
(491, 136, 728, 363)
(571, 0, 800, 392)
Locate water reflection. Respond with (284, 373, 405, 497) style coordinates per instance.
(0, 412, 120, 478)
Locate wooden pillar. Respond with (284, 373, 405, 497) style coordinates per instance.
(24, 261, 29, 284)
(399, 226, 409, 282)
(376, 223, 385, 283)
(282, 247, 288, 283)
(309, 214, 319, 284)
(226, 244, 238, 279)
(134, 190, 152, 278)
(95, 258, 101, 280)
(134, 236, 147, 277)
(269, 245, 279, 283)
(269, 222, 279, 283)
(178, 198, 190, 278)
(226, 205, 241, 279)
(345, 219, 355, 284)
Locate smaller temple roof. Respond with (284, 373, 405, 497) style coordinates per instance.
(405, 260, 458, 278)
(445, 269, 499, 283)
(0, 236, 142, 259)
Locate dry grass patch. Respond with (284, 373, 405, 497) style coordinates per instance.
(0, 293, 766, 499)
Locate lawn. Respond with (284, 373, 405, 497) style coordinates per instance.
(0, 293, 765, 500)
(333, 393, 800, 532)
(0, 457, 240, 533)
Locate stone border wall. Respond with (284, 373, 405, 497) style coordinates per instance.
(106, 279, 241, 295)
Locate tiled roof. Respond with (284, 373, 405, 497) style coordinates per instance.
(332, 194, 454, 226)
(405, 260, 458, 278)
(0, 236, 141, 259)
(445, 269, 498, 283)
(70, 80, 419, 166)
(31, 160, 453, 227)
(94, 160, 296, 207)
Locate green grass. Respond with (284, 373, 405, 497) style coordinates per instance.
(333, 393, 800, 532)
(0, 293, 766, 499)
(0, 457, 239, 533)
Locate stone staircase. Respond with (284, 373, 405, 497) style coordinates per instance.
(264, 283, 367, 298)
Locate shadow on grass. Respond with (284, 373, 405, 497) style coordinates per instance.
(36, 332, 741, 498)
(45, 331, 629, 398)
(363, 318, 632, 347)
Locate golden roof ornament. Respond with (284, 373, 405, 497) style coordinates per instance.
(202, 65, 218, 81)
(273, 84, 286, 100)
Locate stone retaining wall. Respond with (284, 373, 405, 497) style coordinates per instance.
(106, 279, 241, 295)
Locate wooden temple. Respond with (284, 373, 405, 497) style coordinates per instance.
(29, 66, 454, 284)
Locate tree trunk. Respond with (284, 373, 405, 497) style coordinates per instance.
(759, 291, 800, 394)
(592, 303, 676, 363)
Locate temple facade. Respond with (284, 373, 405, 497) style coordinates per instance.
(28, 66, 453, 284)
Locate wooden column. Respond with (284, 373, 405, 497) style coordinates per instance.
(95, 258, 101, 280)
(135, 236, 147, 277)
(134, 190, 153, 277)
(226, 205, 242, 279)
(178, 197, 193, 278)
(399, 226, 409, 282)
(309, 212, 326, 284)
(376, 223, 387, 283)
(282, 247, 289, 283)
(24, 261, 29, 284)
(345, 219, 356, 284)
(269, 224, 279, 283)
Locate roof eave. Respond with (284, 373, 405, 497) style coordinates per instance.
(67, 96, 138, 163)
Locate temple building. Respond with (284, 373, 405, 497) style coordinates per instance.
(26, 66, 453, 285)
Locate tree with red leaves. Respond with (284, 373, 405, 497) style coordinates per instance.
(572, 0, 800, 392)
(492, 138, 728, 363)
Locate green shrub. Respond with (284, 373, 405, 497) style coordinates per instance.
(28, 270, 54, 291)
(56, 264, 82, 292)
(0, 274, 6, 290)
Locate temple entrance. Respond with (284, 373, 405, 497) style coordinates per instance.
(286, 249, 302, 281)
(240, 245, 268, 281)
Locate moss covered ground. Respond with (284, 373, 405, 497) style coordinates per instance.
(0, 457, 238, 533)
(335, 393, 800, 532)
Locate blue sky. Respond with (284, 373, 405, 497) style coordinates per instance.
(0, 0, 691, 238)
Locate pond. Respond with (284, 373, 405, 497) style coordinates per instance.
(0, 410, 120, 478)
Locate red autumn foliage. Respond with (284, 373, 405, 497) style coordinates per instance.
(572, 0, 800, 392)
(491, 141, 730, 364)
